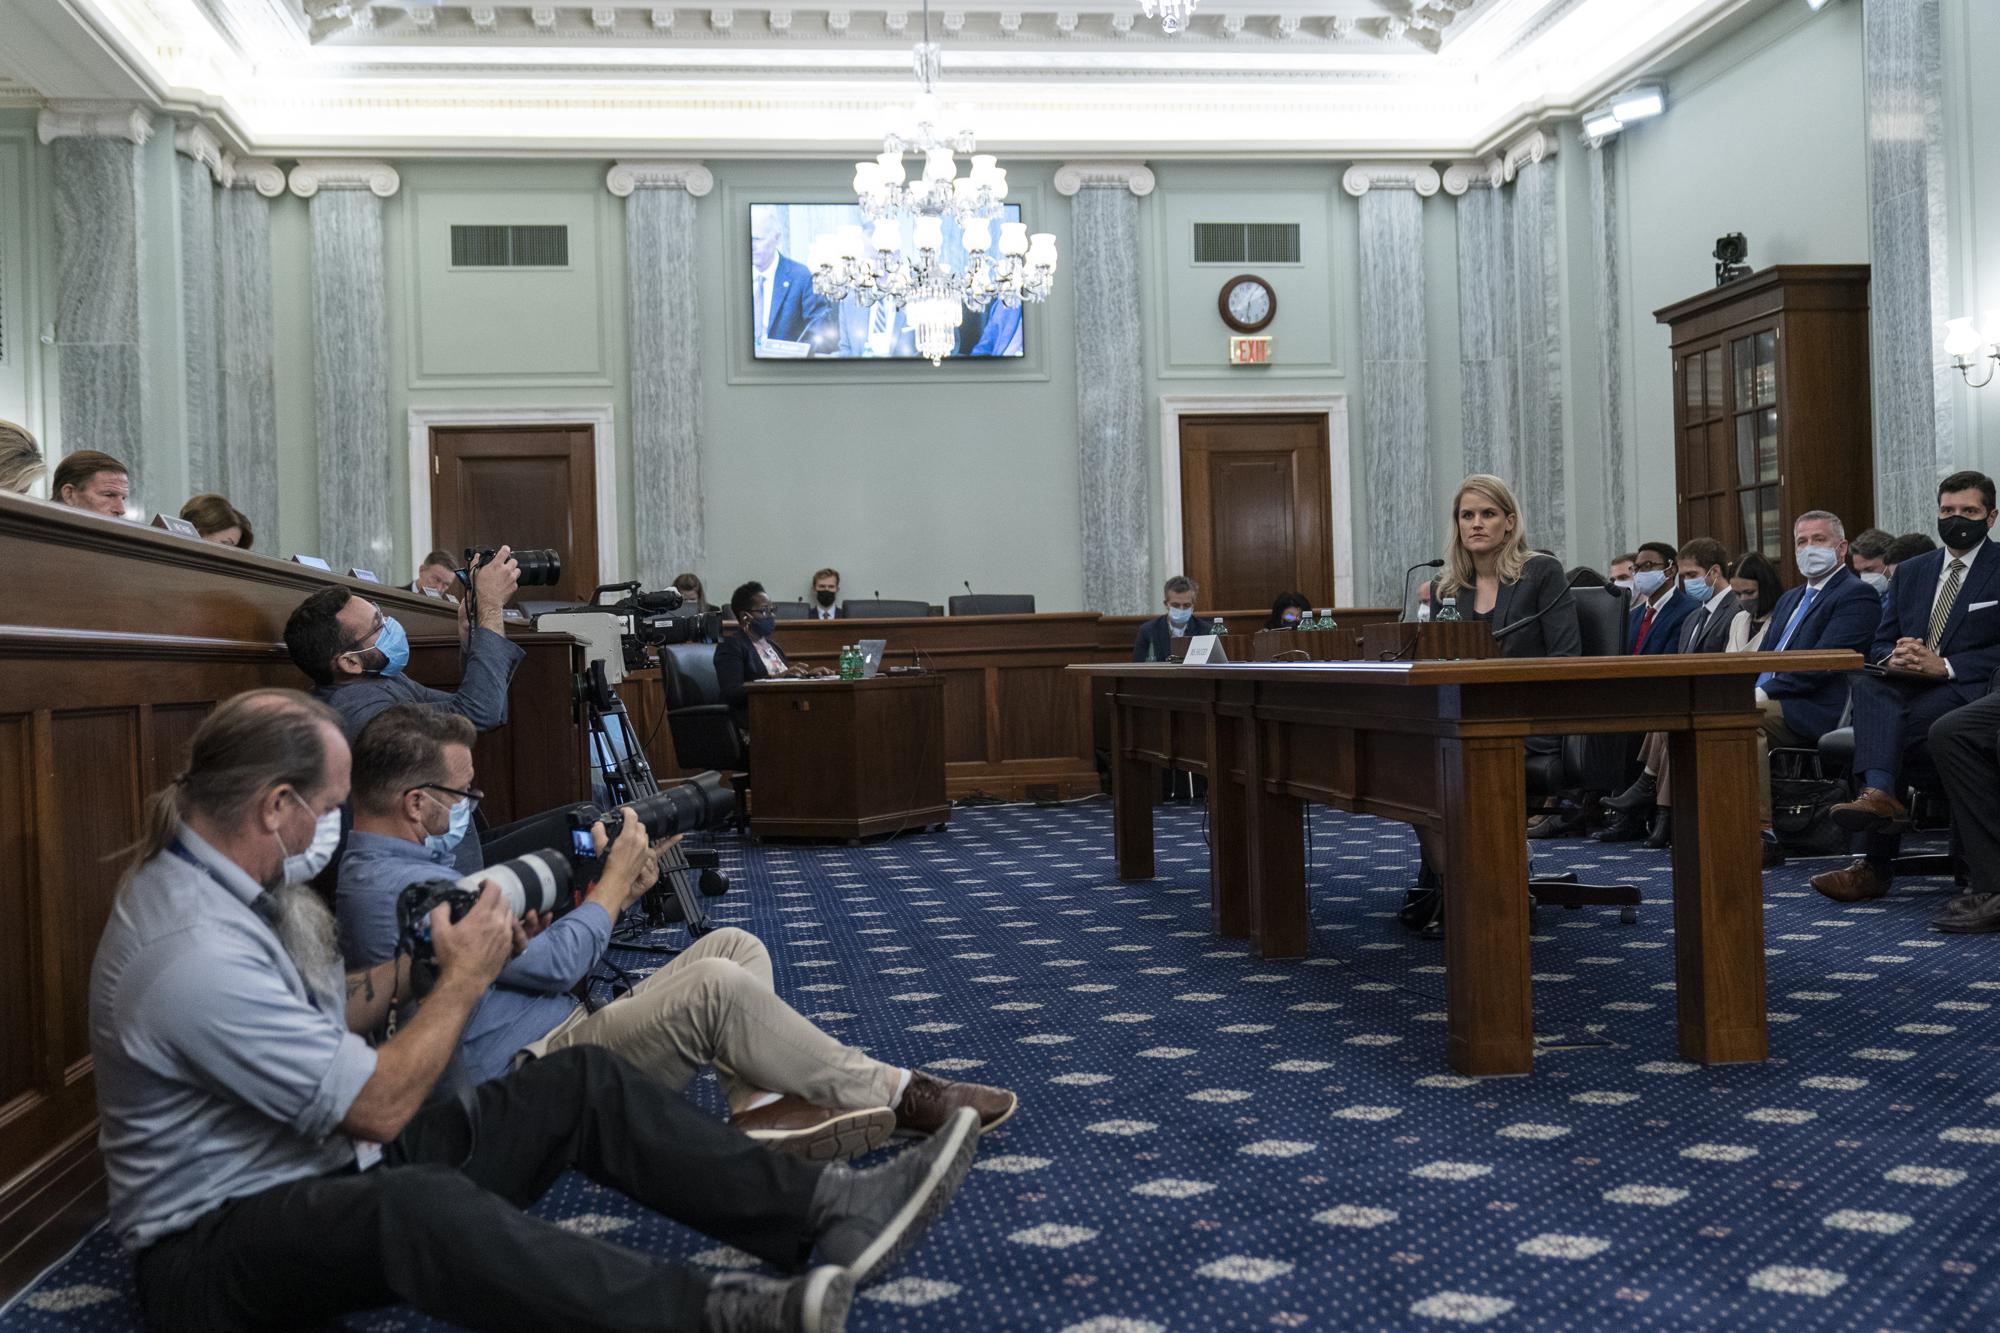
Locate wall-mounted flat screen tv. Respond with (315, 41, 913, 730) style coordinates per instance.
(749, 201, 1026, 361)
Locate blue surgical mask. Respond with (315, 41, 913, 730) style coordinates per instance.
(423, 791, 473, 858)
(1167, 606, 1193, 627)
(1681, 576, 1713, 604)
(1796, 545, 1839, 580)
(751, 613, 778, 638)
(1632, 569, 1667, 597)
(365, 616, 411, 676)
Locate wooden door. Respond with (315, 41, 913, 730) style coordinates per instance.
(429, 425, 598, 602)
(1178, 414, 1333, 612)
(1675, 341, 1739, 554)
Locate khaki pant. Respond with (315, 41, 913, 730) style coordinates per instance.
(524, 927, 902, 1115)
(1755, 697, 1806, 825)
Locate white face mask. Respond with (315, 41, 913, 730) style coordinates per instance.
(277, 792, 343, 884)
(1632, 569, 1667, 597)
(1859, 571, 1890, 593)
(1796, 545, 1840, 580)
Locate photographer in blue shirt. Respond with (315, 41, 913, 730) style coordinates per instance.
(93, 689, 984, 1332)
(338, 706, 1017, 1160)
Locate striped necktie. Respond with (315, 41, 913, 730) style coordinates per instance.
(1927, 558, 1968, 653)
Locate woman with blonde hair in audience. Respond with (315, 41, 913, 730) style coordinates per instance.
(0, 420, 44, 494)
(180, 493, 254, 549)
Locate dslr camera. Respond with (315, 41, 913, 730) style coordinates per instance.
(457, 546, 564, 588)
(396, 771, 737, 958)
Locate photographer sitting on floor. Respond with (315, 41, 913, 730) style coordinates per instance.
(338, 705, 1017, 1159)
(92, 688, 985, 1333)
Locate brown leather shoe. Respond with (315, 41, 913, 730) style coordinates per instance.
(734, 1097, 896, 1162)
(1809, 858, 1892, 904)
(1831, 787, 1909, 834)
(895, 1070, 1018, 1135)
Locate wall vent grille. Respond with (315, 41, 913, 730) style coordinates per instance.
(1193, 222, 1301, 265)
(449, 224, 570, 268)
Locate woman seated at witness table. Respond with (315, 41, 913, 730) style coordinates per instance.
(1405, 474, 1580, 934)
(1264, 592, 1312, 630)
(1725, 550, 1783, 651)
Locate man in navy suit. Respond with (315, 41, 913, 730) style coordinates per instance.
(1814, 472, 2000, 904)
(1131, 575, 1203, 663)
(750, 208, 834, 352)
(1627, 541, 1697, 655)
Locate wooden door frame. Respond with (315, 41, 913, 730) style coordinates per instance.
(406, 405, 620, 588)
(1159, 394, 1354, 606)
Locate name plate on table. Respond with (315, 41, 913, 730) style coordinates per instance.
(1180, 634, 1229, 665)
(1251, 627, 1361, 663)
(290, 554, 332, 571)
(150, 513, 200, 538)
(1359, 621, 1497, 662)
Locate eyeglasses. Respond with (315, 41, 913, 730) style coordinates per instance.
(1633, 559, 1669, 572)
(341, 612, 386, 656)
(412, 783, 484, 811)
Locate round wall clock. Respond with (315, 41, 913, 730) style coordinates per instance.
(1218, 274, 1277, 333)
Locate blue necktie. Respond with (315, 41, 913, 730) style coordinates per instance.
(1756, 585, 1818, 688)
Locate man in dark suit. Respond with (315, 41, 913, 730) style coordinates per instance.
(1814, 472, 2000, 904)
(1928, 691, 2000, 931)
(1132, 575, 1202, 663)
(1673, 538, 1742, 653)
(1755, 512, 1880, 753)
(751, 209, 834, 351)
(1627, 541, 1696, 655)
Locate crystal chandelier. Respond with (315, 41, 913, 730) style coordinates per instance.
(1142, 0, 1198, 35)
(808, 0, 1057, 365)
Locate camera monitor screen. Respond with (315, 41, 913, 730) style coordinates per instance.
(749, 201, 1026, 361)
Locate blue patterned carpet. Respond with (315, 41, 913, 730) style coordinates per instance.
(7, 799, 2000, 1331)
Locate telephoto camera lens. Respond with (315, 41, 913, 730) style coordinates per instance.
(466, 546, 563, 588)
(453, 848, 572, 917)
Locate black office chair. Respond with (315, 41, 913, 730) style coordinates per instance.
(948, 593, 1036, 616)
(769, 601, 814, 621)
(841, 598, 930, 619)
(659, 644, 750, 825)
(1526, 585, 1644, 922)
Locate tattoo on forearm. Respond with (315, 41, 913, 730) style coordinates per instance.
(346, 969, 377, 1002)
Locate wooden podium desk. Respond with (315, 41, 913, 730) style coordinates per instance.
(1076, 652, 1859, 1077)
(746, 674, 950, 841)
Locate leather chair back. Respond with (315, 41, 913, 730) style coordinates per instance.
(948, 593, 1036, 616)
(770, 601, 814, 621)
(841, 599, 931, 619)
(661, 642, 723, 710)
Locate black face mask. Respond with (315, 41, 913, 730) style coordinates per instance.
(815, 589, 837, 608)
(1939, 515, 1989, 552)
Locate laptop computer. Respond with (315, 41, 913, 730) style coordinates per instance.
(856, 639, 888, 678)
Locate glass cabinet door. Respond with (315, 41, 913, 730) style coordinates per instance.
(1730, 328, 1781, 562)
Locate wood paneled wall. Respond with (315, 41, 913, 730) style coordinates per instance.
(0, 493, 589, 1297)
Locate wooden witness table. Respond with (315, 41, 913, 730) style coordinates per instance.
(745, 674, 950, 840)
(1076, 652, 1860, 1077)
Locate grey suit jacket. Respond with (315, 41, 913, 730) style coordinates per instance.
(1676, 589, 1741, 653)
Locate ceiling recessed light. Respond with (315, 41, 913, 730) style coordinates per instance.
(1582, 106, 1623, 140)
(1610, 83, 1666, 123)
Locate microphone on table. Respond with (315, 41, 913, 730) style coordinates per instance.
(1490, 563, 1591, 644)
(873, 589, 881, 598)
(1401, 559, 1445, 621)
(963, 580, 974, 596)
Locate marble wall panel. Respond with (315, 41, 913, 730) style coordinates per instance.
(1074, 186, 1150, 616)
(308, 189, 392, 572)
(1588, 140, 1627, 561)
(1510, 159, 1565, 554)
(1455, 186, 1514, 479)
(627, 186, 706, 587)
(217, 188, 279, 538)
(1865, 0, 1952, 530)
(177, 158, 220, 496)
(52, 137, 148, 503)
(1358, 187, 1432, 605)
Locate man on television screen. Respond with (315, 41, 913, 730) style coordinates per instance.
(751, 206, 835, 352)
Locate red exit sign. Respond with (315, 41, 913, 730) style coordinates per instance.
(1229, 335, 1272, 365)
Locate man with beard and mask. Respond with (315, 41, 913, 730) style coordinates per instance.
(91, 688, 985, 1333)
(1815, 472, 2000, 906)
(285, 551, 525, 874)
(338, 706, 1015, 1158)
(809, 568, 842, 621)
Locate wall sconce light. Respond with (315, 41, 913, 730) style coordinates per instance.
(1945, 313, 2000, 389)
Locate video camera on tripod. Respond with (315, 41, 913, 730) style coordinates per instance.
(396, 771, 738, 959)
(538, 583, 722, 684)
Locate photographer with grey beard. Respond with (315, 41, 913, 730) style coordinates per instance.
(90, 688, 981, 1333)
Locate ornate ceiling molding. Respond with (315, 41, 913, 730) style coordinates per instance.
(227, 157, 289, 195)
(287, 158, 402, 197)
(1341, 161, 1442, 197)
(36, 104, 153, 145)
(1499, 126, 1557, 180)
(605, 159, 715, 196)
(1052, 161, 1155, 196)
